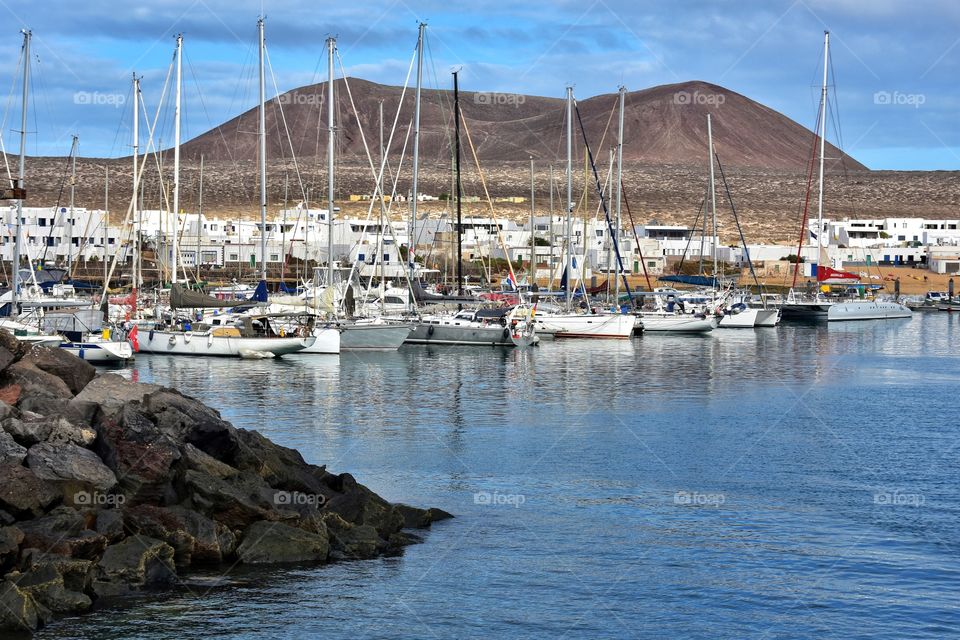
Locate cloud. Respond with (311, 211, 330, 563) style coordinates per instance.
(0, 0, 953, 168)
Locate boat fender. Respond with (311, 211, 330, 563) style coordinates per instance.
(502, 328, 510, 340)
(184, 331, 192, 344)
(149, 329, 155, 342)
(168, 335, 176, 346)
(427, 325, 435, 337)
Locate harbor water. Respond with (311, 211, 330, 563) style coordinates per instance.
(38, 313, 960, 639)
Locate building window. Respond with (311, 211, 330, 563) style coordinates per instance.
(270, 254, 279, 262)
(229, 254, 238, 261)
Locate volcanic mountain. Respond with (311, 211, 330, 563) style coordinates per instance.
(181, 78, 866, 171)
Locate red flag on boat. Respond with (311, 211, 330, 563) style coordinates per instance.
(817, 266, 860, 283)
(128, 325, 139, 353)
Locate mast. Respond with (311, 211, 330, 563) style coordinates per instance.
(197, 154, 203, 278)
(529, 156, 535, 285)
(549, 164, 554, 285)
(326, 36, 336, 290)
(707, 113, 718, 277)
(409, 23, 425, 290)
(104, 167, 108, 285)
(816, 30, 830, 273)
(453, 70, 463, 295)
(132, 73, 140, 301)
(565, 86, 573, 309)
(68, 135, 78, 273)
(257, 18, 267, 282)
(615, 85, 625, 302)
(378, 100, 385, 311)
(172, 33, 182, 285)
(281, 173, 287, 284)
(11, 29, 30, 315)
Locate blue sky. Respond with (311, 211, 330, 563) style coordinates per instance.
(0, 0, 956, 169)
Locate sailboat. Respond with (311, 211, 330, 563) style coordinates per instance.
(782, 32, 910, 322)
(398, 30, 535, 347)
(135, 30, 316, 358)
(315, 37, 408, 351)
(530, 86, 634, 339)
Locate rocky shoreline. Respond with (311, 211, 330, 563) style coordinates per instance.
(0, 331, 450, 634)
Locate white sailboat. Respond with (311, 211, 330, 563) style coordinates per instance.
(531, 86, 634, 340)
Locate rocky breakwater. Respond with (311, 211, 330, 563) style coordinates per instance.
(0, 331, 451, 633)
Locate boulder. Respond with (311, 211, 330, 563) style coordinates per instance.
(322, 473, 404, 538)
(0, 463, 60, 518)
(92, 536, 177, 599)
(19, 551, 94, 594)
(0, 579, 40, 633)
(232, 429, 328, 495)
(236, 521, 329, 564)
(0, 430, 27, 465)
(94, 509, 125, 543)
(181, 442, 238, 479)
(0, 384, 20, 406)
(0, 329, 26, 364)
(181, 470, 280, 530)
(21, 345, 96, 395)
(26, 442, 117, 492)
(166, 507, 236, 564)
(395, 504, 455, 529)
(2, 416, 52, 447)
(143, 390, 240, 461)
(70, 373, 161, 420)
(14, 563, 92, 614)
(17, 506, 108, 560)
(0, 400, 12, 421)
(121, 505, 196, 569)
(2, 360, 74, 403)
(0, 525, 23, 571)
(94, 403, 180, 504)
(322, 513, 383, 560)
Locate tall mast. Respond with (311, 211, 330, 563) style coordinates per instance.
(104, 167, 108, 285)
(816, 30, 830, 268)
(326, 36, 336, 289)
(529, 156, 535, 285)
(68, 135, 78, 273)
(409, 23, 425, 289)
(379, 100, 385, 310)
(549, 164, 554, 283)
(453, 70, 463, 295)
(257, 18, 267, 282)
(615, 85, 625, 302)
(172, 34, 182, 285)
(565, 86, 573, 308)
(707, 113, 718, 276)
(197, 153, 203, 277)
(11, 29, 30, 315)
(132, 73, 140, 299)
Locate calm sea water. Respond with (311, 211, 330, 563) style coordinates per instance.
(37, 313, 960, 639)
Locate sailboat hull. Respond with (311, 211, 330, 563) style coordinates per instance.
(296, 327, 342, 354)
(139, 330, 314, 357)
(534, 313, 635, 339)
(340, 323, 411, 351)
(827, 301, 912, 321)
(59, 340, 133, 363)
(719, 307, 760, 328)
(638, 314, 717, 333)
(753, 309, 782, 327)
(405, 321, 514, 346)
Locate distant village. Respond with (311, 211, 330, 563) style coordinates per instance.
(5, 191, 960, 285)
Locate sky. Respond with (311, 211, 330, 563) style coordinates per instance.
(0, 0, 956, 170)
